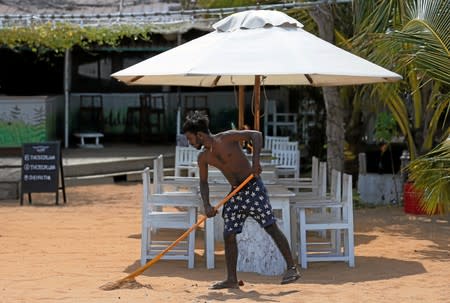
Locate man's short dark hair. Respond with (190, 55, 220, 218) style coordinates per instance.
(183, 111, 210, 134)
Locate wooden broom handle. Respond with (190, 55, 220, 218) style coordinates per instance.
(119, 174, 255, 282)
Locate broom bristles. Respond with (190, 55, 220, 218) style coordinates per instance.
(99, 278, 138, 291)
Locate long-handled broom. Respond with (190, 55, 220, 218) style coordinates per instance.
(99, 174, 254, 291)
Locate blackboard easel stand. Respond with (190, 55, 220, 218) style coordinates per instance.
(20, 142, 67, 205)
(21, 161, 66, 205)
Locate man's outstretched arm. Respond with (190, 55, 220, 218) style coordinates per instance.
(198, 153, 216, 217)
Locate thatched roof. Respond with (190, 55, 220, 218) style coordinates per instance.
(0, 1, 350, 33)
(0, 0, 209, 32)
(0, 0, 179, 15)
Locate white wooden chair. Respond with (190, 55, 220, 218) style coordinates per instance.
(175, 146, 199, 177)
(302, 156, 320, 194)
(141, 156, 197, 268)
(278, 156, 321, 194)
(300, 167, 342, 245)
(288, 161, 327, 257)
(271, 149, 300, 178)
(296, 173, 355, 268)
(272, 140, 298, 152)
(264, 135, 289, 151)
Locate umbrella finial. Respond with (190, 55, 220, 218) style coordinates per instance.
(213, 10, 303, 32)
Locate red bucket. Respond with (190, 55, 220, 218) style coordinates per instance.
(403, 182, 426, 215)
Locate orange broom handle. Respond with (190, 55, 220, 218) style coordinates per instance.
(118, 173, 255, 282)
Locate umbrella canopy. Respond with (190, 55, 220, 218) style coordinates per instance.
(112, 10, 401, 87)
(112, 10, 401, 130)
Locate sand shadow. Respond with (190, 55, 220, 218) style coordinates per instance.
(412, 245, 450, 261)
(198, 289, 299, 302)
(123, 255, 426, 286)
(128, 233, 141, 239)
(354, 233, 377, 246)
(299, 256, 426, 284)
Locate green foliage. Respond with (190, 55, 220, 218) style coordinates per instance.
(0, 22, 152, 54)
(374, 112, 399, 143)
(407, 137, 450, 214)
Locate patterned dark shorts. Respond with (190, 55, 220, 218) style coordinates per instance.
(222, 177, 276, 236)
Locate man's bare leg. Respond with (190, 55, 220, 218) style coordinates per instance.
(264, 223, 301, 284)
(210, 233, 240, 289)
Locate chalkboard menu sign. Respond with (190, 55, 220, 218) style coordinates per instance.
(20, 141, 66, 205)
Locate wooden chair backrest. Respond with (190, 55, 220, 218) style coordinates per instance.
(265, 135, 289, 150)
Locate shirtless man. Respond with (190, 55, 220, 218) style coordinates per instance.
(182, 111, 301, 289)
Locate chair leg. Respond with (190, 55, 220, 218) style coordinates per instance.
(141, 226, 149, 266)
(290, 207, 299, 260)
(187, 208, 196, 269)
(347, 228, 355, 267)
(299, 209, 308, 269)
(205, 217, 215, 269)
(330, 229, 341, 255)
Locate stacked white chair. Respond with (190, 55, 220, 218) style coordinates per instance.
(271, 149, 300, 178)
(140, 155, 197, 268)
(272, 140, 298, 151)
(175, 146, 200, 177)
(265, 136, 300, 179)
(288, 161, 328, 258)
(264, 135, 289, 151)
(295, 173, 355, 268)
(301, 156, 320, 194)
(279, 156, 322, 194)
(300, 168, 342, 251)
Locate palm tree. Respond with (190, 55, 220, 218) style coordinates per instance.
(307, 4, 346, 173)
(351, 0, 450, 160)
(351, 0, 450, 214)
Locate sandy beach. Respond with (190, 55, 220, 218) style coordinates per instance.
(0, 182, 449, 303)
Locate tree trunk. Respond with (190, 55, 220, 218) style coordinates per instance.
(309, 4, 345, 172)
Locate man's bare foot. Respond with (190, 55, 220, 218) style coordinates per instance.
(209, 280, 240, 290)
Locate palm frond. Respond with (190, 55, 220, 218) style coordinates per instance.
(407, 137, 450, 214)
(391, 0, 450, 84)
(424, 86, 450, 149)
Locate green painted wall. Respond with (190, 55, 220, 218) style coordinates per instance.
(0, 96, 63, 147)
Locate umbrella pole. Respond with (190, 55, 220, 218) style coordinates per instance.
(238, 86, 245, 129)
(253, 76, 261, 131)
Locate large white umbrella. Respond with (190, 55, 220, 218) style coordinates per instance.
(112, 10, 401, 130)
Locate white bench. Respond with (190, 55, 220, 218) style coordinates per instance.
(73, 132, 104, 148)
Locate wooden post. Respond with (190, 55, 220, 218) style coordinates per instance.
(64, 49, 71, 148)
(238, 86, 245, 129)
(253, 76, 261, 131)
